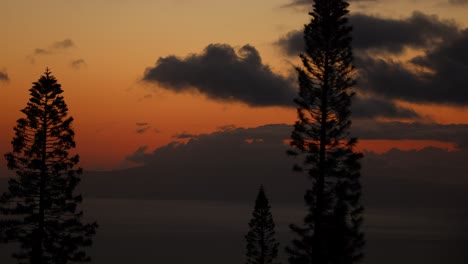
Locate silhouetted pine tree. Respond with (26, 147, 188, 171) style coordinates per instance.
(286, 0, 364, 264)
(245, 185, 279, 264)
(0, 69, 97, 264)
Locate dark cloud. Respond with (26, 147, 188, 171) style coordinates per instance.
(52, 39, 74, 50)
(92, 124, 305, 201)
(361, 147, 468, 209)
(277, 12, 467, 105)
(143, 43, 296, 107)
(143, 43, 417, 119)
(173, 133, 198, 139)
(352, 12, 459, 53)
(352, 96, 419, 119)
(0, 70, 9, 82)
(275, 30, 303, 57)
(283, 0, 310, 6)
(34, 48, 50, 55)
(123, 121, 468, 169)
(137, 94, 153, 102)
(217, 124, 237, 131)
(449, 0, 468, 5)
(125, 124, 290, 166)
(276, 12, 459, 56)
(126, 146, 149, 162)
(281, 0, 313, 7)
(282, 0, 377, 8)
(135, 123, 151, 134)
(71, 59, 86, 70)
(352, 120, 468, 149)
(359, 30, 468, 105)
(76, 123, 468, 212)
(136, 127, 151, 134)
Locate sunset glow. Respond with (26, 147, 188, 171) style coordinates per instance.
(2, 1, 468, 264)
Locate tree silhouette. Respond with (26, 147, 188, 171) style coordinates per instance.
(0, 69, 97, 264)
(245, 185, 279, 264)
(286, 0, 365, 263)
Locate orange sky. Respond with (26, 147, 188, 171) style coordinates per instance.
(2, 0, 467, 170)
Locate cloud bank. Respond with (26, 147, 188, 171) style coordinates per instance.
(71, 123, 468, 212)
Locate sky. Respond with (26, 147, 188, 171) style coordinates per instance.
(1, 0, 468, 263)
(1, 0, 468, 170)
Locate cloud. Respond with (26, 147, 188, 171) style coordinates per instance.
(358, 30, 468, 105)
(33, 39, 75, 55)
(352, 96, 419, 119)
(28, 39, 76, 63)
(95, 124, 304, 201)
(143, 43, 417, 119)
(281, 0, 312, 7)
(217, 125, 237, 132)
(282, 0, 377, 8)
(52, 39, 74, 49)
(77, 123, 468, 214)
(143, 43, 296, 107)
(136, 127, 151, 134)
(135, 122, 151, 134)
(173, 133, 198, 139)
(123, 121, 468, 168)
(352, 120, 468, 149)
(34, 48, 50, 55)
(362, 147, 468, 207)
(125, 124, 290, 166)
(0, 70, 9, 82)
(126, 146, 149, 162)
(71, 59, 86, 69)
(276, 12, 459, 56)
(276, 12, 468, 106)
(352, 12, 459, 53)
(282, 0, 311, 6)
(449, 0, 468, 5)
(137, 94, 153, 102)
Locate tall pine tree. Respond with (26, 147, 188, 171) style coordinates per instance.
(286, 0, 364, 263)
(0, 69, 97, 264)
(245, 185, 279, 264)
